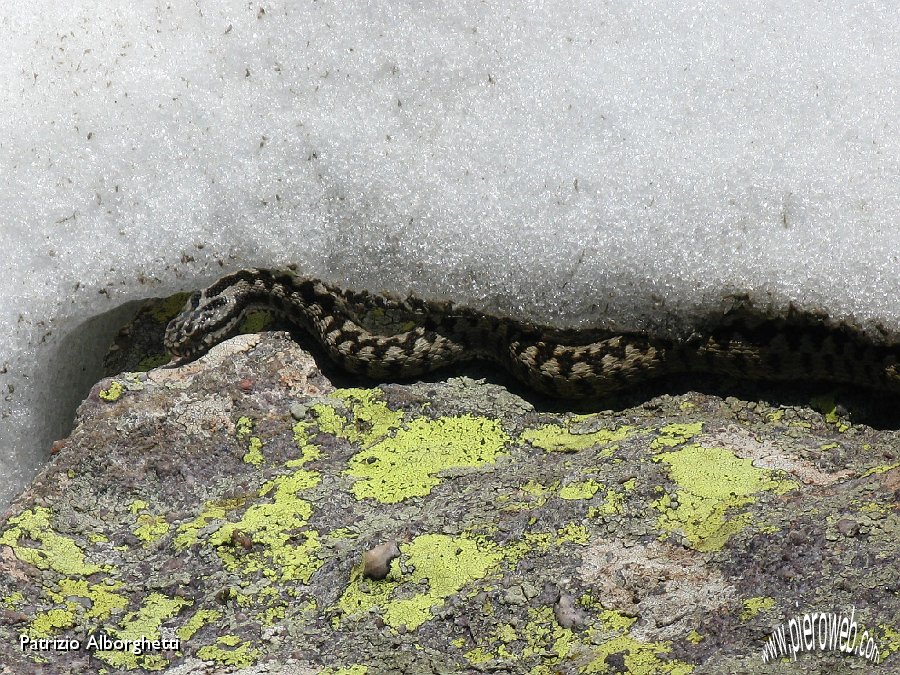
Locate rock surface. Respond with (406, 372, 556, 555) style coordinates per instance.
(1, 324, 898, 673)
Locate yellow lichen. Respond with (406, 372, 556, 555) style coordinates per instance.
(581, 632, 694, 674)
(288, 421, 322, 467)
(312, 388, 404, 445)
(236, 416, 254, 437)
(502, 480, 555, 512)
(338, 533, 503, 630)
(559, 479, 602, 500)
(650, 422, 704, 450)
(243, 436, 264, 465)
(686, 629, 704, 644)
(99, 381, 125, 402)
(0, 507, 105, 576)
(520, 421, 631, 453)
(504, 523, 591, 562)
(129, 500, 147, 514)
(196, 634, 260, 668)
(210, 468, 322, 582)
(93, 592, 191, 670)
(555, 523, 590, 546)
(323, 666, 369, 675)
(741, 596, 776, 619)
(174, 496, 249, 550)
(178, 608, 222, 641)
(133, 509, 170, 545)
(862, 462, 900, 477)
(810, 394, 850, 432)
(172, 412, 325, 590)
(653, 444, 798, 551)
(57, 579, 128, 621)
(29, 578, 128, 638)
(479, 606, 692, 674)
(346, 414, 510, 503)
(236, 416, 265, 464)
(590, 479, 636, 517)
(879, 624, 899, 660)
(29, 607, 77, 638)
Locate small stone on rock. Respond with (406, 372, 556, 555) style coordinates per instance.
(836, 518, 859, 537)
(363, 540, 401, 580)
(554, 593, 585, 629)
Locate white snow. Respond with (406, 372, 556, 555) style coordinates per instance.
(2, 0, 899, 505)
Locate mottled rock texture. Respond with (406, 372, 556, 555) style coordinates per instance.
(1, 315, 898, 674)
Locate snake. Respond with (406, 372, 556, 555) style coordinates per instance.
(164, 268, 900, 399)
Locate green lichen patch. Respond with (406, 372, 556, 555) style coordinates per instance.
(589, 478, 636, 517)
(99, 381, 125, 402)
(28, 578, 129, 639)
(810, 394, 851, 432)
(338, 533, 503, 630)
(880, 625, 900, 661)
(136, 354, 171, 371)
(0, 507, 106, 576)
(500, 480, 556, 512)
(862, 462, 900, 477)
(766, 409, 785, 423)
(323, 666, 369, 675)
(650, 422, 704, 450)
(170, 435, 324, 596)
(346, 414, 510, 503)
(312, 388, 404, 446)
(236, 416, 266, 465)
(131, 504, 170, 546)
(466, 605, 694, 674)
(239, 309, 275, 335)
(177, 608, 222, 641)
(93, 592, 191, 670)
(740, 596, 776, 620)
(28, 607, 77, 637)
(57, 579, 128, 621)
(520, 419, 631, 453)
(290, 420, 322, 466)
(504, 523, 591, 562)
(559, 479, 602, 500)
(173, 496, 250, 550)
(149, 292, 191, 323)
(196, 634, 261, 669)
(209, 467, 323, 582)
(653, 444, 798, 551)
(243, 436, 265, 465)
(2, 591, 24, 609)
(236, 416, 254, 438)
(578, 632, 694, 674)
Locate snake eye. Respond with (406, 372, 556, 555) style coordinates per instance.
(188, 291, 202, 310)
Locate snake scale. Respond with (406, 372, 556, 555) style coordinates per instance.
(164, 268, 900, 399)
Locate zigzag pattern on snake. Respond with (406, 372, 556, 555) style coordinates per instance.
(164, 268, 900, 399)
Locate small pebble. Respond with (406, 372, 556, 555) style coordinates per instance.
(363, 540, 401, 580)
(836, 518, 859, 537)
(554, 593, 585, 629)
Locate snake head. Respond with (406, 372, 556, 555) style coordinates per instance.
(164, 291, 236, 360)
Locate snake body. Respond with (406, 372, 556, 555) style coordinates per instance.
(164, 268, 900, 398)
